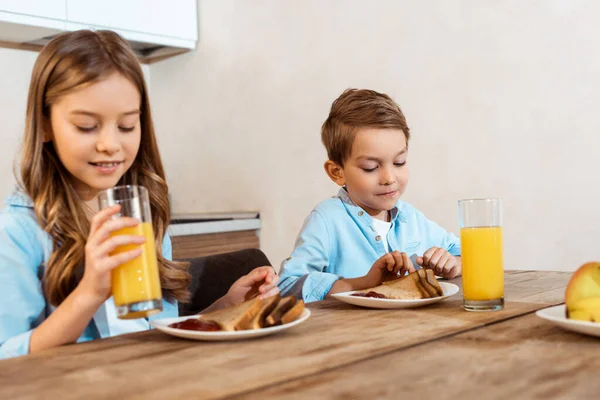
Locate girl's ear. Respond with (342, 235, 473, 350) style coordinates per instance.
(324, 160, 345, 186)
(42, 117, 53, 143)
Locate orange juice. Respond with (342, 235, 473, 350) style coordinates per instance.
(110, 222, 162, 319)
(460, 226, 504, 301)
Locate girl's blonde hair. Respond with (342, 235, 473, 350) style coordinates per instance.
(20, 30, 190, 306)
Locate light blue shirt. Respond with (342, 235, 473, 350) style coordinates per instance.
(0, 190, 178, 359)
(278, 188, 461, 303)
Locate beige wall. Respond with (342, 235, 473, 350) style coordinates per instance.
(0, 48, 36, 199)
(150, 0, 600, 272)
(1, 1, 598, 273)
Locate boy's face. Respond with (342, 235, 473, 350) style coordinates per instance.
(326, 128, 409, 221)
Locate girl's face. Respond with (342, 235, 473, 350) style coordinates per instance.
(48, 72, 142, 201)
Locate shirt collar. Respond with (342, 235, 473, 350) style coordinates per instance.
(336, 187, 406, 223)
(5, 187, 34, 208)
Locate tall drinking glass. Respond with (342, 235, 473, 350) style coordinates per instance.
(458, 198, 504, 311)
(98, 185, 162, 319)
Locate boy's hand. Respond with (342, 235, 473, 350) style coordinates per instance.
(416, 247, 461, 279)
(363, 251, 416, 289)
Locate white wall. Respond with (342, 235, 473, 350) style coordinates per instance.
(150, 0, 600, 272)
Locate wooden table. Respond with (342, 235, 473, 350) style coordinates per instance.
(2, 271, 597, 400)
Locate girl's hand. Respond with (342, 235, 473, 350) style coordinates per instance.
(224, 266, 280, 306)
(416, 247, 461, 279)
(78, 205, 146, 302)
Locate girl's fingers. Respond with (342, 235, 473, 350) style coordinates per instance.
(94, 235, 146, 258)
(100, 247, 143, 272)
(259, 286, 280, 300)
(90, 205, 121, 235)
(90, 217, 141, 247)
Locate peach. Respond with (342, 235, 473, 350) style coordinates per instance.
(565, 262, 600, 321)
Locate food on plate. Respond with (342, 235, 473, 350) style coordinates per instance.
(352, 269, 444, 300)
(168, 295, 305, 331)
(565, 262, 600, 322)
(351, 291, 387, 299)
(265, 296, 298, 327)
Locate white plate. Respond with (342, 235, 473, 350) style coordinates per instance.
(536, 305, 600, 338)
(331, 282, 459, 309)
(150, 309, 311, 341)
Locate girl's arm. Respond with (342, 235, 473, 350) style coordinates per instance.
(30, 206, 146, 353)
(29, 286, 104, 352)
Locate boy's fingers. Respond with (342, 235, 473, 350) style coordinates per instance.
(434, 252, 451, 273)
(416, 256, 424, 266)
(401, 253, 416, 275)
(440, 254, 454, 272)
(422, 247, 437, 266)
(444, 264, 460, 279)
(428, 248, 445, 268)
(374, 253, 394, 271)
(390, 251, 404, 274)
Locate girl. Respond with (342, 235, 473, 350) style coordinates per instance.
(0, 30, 278, 359)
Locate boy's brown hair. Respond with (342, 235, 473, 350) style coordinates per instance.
(321, 89, 410, 166)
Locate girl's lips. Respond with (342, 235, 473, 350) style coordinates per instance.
(89, 161, 122, 174)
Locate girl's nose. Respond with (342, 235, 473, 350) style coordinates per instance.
(96, 128, 121, 154)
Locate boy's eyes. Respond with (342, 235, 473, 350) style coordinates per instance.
(360, 162, 406, 173)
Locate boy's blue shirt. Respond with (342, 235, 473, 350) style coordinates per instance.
(278, 188, 461, 303)
(0, 189, 178, 359)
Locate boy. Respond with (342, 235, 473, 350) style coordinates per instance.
(278, 89, 461, 303)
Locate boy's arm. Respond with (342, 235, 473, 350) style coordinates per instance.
(278, 210, 340, 302)
(412, 207, 462, 278)
(414, 208, 461, 256)
(327, 251, 415, 297)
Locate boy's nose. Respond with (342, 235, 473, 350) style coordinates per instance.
(379, 168, 396, 186)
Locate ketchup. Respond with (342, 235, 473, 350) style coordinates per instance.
(352, 291, 387, 299)
(169, 318, 221, 331)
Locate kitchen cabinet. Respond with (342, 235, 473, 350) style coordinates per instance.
(66, 0, 197, 41)
(0, 0, 197, 62)
(0, 0, 66, 20)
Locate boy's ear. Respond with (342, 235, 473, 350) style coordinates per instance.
(324, 160, 345, 186)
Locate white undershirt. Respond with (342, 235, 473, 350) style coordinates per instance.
(93, 296, 150, 338)
(371, 218, 392, 252)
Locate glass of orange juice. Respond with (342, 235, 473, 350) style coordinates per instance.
(458, 198, 504, 311)
(98, 185, 162, 319)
